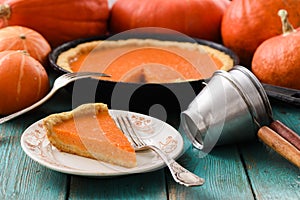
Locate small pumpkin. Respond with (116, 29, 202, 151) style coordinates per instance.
(221, 0, 300, 66)
(0, 26, 51, 65)
(0, 0, 109, 47)
(0, 50, 49, 115)
(109, 0, 230, 43)
(252, 10, 300, 90)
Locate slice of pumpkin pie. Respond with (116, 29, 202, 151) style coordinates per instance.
(43, 103, 137, 168)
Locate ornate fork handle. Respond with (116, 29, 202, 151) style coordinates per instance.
(146, 144, 205, 187)
(115, 115, 204, 187)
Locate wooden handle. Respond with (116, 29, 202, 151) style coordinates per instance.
(269, 120, 300, 151)
(258, 126, 300, 168)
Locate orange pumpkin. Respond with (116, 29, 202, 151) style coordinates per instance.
(109, 0, 230, 43)
(0, 0, 109, 47)
(252, 10, 300, 90)
(0, 50, 49, 115)
(221, 0, 300, 66)
(0, 26, 51, 65)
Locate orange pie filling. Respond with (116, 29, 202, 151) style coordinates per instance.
(57, 39, 234, 83)
(43, 103, 137, 168)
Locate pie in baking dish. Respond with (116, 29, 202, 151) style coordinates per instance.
(56, 39, 234, 83)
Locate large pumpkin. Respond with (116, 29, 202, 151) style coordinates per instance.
(109, 0, 230, 43)
(0, 0, 109, 47)
(0, 50, 49, 115)
(0, 26, 51, 64)
(221, 0, 300, 66)
(252, 10, 300, 90)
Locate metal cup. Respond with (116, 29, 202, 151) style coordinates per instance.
(181, 66, 272, 151)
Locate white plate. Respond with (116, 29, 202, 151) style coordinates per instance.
(20, 110, 184, 177)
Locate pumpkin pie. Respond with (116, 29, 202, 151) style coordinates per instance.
(56, 39, 234, 83)
(43, 103, 137, 168)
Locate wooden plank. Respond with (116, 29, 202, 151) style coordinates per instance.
(168, 142, 254, 200)
(0, 119, 68, 199)
(0, 86, 72, 199)
(240, 141, 300, 200)
(69, 169, 167, 200)
(240, 101, 300, 200)
(271, 100, 300, 132)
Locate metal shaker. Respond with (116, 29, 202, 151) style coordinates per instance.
(181, 66, 300, 167)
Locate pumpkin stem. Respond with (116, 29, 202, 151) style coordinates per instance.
(278, 9, 296, 35)
(20, 34, 26, 40)
(17, 50, 30, 56)
(0, 4, 11, 19)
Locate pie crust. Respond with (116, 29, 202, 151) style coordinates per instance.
(43, 103, 137, 168)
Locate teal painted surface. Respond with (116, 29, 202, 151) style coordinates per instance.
(0, 110, 68, 200)
(240, 100, 300, 200)
(0, 83, 72, 200)
(240, 141, 300, 200)
(69, 170, 167, 200)
(0, 83, 299, 199)
(168, 145, 254, 200)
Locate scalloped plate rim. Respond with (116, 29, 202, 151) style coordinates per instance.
(20, 109, 184, 177)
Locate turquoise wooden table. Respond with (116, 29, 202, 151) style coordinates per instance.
(1, 74, 300, 200)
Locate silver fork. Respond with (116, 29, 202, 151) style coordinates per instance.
(0, 72, 110, 124)
(115, 115, 205, 187)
